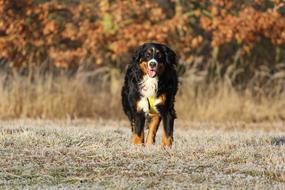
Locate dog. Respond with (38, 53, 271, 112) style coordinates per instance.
(121, 43, 178, 147)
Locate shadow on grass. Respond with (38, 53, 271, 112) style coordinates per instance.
(271, 136, 285, 146)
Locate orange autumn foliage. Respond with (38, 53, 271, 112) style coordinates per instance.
(0, 0, 284, 72)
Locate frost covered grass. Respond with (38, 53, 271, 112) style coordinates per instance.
(0, 120, 284, 189)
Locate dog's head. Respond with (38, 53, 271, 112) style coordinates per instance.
(133, 43, 177, 78)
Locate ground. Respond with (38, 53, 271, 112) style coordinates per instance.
(0, 120, 285, 189)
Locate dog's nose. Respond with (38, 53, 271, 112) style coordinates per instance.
(149, 61, 157, 68)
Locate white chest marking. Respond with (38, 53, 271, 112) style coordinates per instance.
(137, 76, 158, 114)
(139, 75, 158, 98)
(137, 97, 149, 113)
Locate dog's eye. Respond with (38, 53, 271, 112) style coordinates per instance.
(145, 52, 151, 58)
(156, 52, 161, 58)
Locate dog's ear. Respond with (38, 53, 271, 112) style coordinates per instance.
(132, 44, 146, 64)
(162, 45, 177, 66)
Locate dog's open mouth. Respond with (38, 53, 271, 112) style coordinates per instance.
(147, 68, 157, 78)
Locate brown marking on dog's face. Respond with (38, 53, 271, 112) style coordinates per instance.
(161, 127, 173, 147)
(139, 61, 148, 75)
(155, 49, 161, 58)
(138, 44, 168, 78)
(147, 48, 152, 55)
(132, 133, 144, 145)
(146, 115, 161, 145)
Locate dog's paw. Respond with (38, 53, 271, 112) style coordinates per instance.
(137, 98, 149, 113)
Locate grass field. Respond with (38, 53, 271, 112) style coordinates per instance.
(0, 120, 285, 189)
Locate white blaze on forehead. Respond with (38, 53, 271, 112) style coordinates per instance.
(152, 47, 155, 56)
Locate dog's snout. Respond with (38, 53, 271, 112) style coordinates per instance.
(149, 61, 157, 68)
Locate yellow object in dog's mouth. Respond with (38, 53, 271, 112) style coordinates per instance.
(147, 96, 157, 114)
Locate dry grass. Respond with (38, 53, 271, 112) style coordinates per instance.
(0, 120, 285, 189)
(176, 59, 285, 122)
(0, 69, 123, 119)
(0, 69, 285, 122)
(177, 83, 285, 122)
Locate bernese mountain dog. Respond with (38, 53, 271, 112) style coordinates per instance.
(121, 43, 178, 147)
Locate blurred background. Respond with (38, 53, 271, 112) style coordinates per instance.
(0, 0, 285, 121)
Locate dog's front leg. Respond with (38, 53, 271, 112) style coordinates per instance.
(132, 111, 145, 145)
(153, 94, 174, 147)
(146, 115, 161, 145)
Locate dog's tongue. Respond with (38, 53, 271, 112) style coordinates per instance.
(148, 69, 156, 78)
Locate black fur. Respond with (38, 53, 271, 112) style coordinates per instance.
(121, 43, 178, 144)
